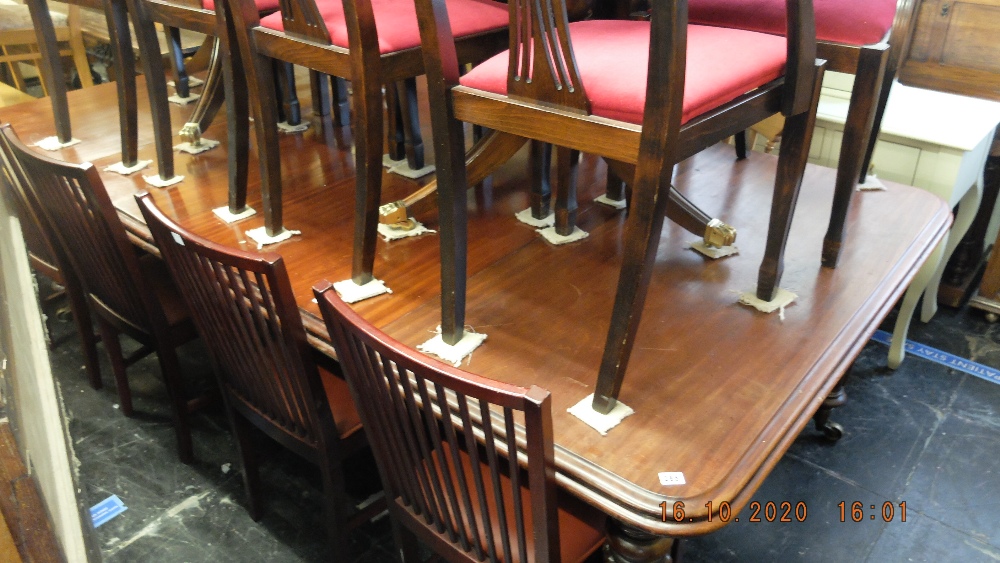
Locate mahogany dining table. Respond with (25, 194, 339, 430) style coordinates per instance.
(0, 79, 950, 561)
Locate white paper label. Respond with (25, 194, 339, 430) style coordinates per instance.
(658, 472, 686, 486)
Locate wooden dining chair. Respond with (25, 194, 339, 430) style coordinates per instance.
(315, 282, 607, 562)
(0, 123, 203, 463)
(0, 125, 101, 391)
(417, 0, 825, 413)
(214, 0, 509, 285)
(137, 193, 377, 553)
(687, 0, 919, 267)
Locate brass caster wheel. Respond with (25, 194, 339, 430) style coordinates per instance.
(986, 312, 999, 323)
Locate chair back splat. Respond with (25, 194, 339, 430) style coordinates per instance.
(1, 124, 200, 463)
(506, 0, 589, 112)
(414, 0, 824, 414)
(0, 123, 102, 390)
(140, 193, 327, 451)
(138, 194, 370, 553)
(316, 283, 586, 562)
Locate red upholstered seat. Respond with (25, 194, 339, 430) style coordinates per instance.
(460, 20, 788, 126)
(259, 0, 508, 54)
(202, 0, 280, 12)
(689, 0, 898, 46)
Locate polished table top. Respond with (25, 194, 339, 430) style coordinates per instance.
(0, 80, 950, 537)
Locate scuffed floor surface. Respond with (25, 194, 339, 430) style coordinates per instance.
(44, 292, 1000, 562)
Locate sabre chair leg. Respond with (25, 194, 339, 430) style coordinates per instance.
(125, 0, 176, 180)
(350, 70, 385, 285)
(220, 26, 250, 215)
(104, 0, 139, 166)
(593, 175, 673, 414)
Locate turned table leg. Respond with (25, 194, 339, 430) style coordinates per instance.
(604, 518, 679, 563)
(813, 381, 847, 442)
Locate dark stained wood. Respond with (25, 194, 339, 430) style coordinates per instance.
(0, 127, 102, 391)
(0, 84, 950, 555)
(416, 0, 823, 414)
(316, 283, 605, 562)
(1, 123, 202, 464)
(216, 0, 508, 276)
(24, 0, 71, 144)
(137, 193, 375, 553)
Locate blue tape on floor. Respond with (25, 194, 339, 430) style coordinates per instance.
(90, 494, 127, 528)
(871, 329, 1000, 386)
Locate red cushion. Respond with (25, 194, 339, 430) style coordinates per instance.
(689, 0, 898, 46)
(202, 0, 281, 13)
(460, 20, 787, 126)
(259, 0, 508, 55)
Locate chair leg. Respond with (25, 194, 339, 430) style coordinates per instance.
(103, 0, 139, 167)
(592, 173, 673, 414)
(96, 319, 133, 416)
(734, 129, 749, 160)
(530, 141, 552, 220)
(26, 0, 72, 144)
(821, 45, 888, 268)
(397, 77, 425, 170)
(155, 343, 194, 464)
(309, 70, 329, 118)
(218, 22, 250, 216)
(250, 53, 284, 236)
(164, 26, 189, 99)
(554, 147, 579, 236)
(350, 71, 385, 285)
(757, 68, 824, 301)
(125, 0, 176, 180)
(64, 274, 101, 389)
(318, 449, 351, 556)
(858, 58, 898, 184)
(331, 76, 350, 127)
(228, 408, 263, 520)
(281, 62, 301, 126)
(386, 83, 405, 162)
(605, 168, 626, 203)
(391, 520, 421, 562)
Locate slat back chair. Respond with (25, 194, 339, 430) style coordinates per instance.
(315, 282, 605, 562)
(0, 126, 101, 390)
(214, 0, 509, 285)
(416, 0, 825, 413)
(136, 193, 372, 552)
(688, 0, 919, 267)
(0, 124, 201, 463)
